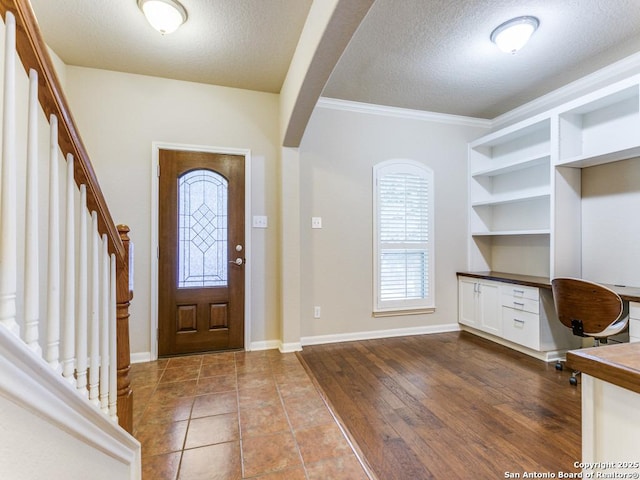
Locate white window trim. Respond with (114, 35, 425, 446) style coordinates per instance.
(373, 159, 435, 315)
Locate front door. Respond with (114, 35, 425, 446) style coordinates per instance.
(158, 149, 245, 356)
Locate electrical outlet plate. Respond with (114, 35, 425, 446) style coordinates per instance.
(252, 215, 268, 228)
(311, 217, 322, 229)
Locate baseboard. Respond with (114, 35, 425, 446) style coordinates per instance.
(279, 341, 303, 353)
(459, 326, 570, 362)
(249, 340, 281, 351)
(130, 352, 152, 364)
(300, 323, 461, 347)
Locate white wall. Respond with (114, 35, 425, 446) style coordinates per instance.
(63, 66, 282, 356)
(0, 396, 131, 480)
(581, 156, 640, 286)
(298, 104, 488, 340)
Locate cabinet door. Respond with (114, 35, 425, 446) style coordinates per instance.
(459, 277, 478, 327)
(478, 281, 501, 335)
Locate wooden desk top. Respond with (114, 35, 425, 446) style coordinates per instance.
(567, 342, 640, 395)
(456, 271, 640, 302)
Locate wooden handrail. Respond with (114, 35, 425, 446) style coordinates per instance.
(0, 0, 133, 433)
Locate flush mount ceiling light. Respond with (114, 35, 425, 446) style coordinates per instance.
(138, 0, 188, 35)
(490, 16, 539, 54)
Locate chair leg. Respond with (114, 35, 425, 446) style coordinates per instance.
(569, 371, 580, 386)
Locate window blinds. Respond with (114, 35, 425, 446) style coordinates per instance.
(374, 161, 433, 312)
(378, 172, 430, 302)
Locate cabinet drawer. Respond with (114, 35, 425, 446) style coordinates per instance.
(500, 284, 539, 301)
(500, 294, 539, 314)
(501, 307, 540, 350)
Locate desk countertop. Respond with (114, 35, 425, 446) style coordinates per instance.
(567, 343, 640, 395)
(456, 271, 640, 302)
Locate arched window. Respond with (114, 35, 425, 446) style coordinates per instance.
(178, 169, 228, 288)
(373, 159, 435, 313)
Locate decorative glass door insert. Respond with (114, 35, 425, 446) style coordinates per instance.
(178, 169, 228, 288)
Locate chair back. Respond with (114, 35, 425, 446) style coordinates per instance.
(551, 277, 624, 336)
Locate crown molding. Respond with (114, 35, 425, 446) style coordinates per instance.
(317, 97, 491, 128)
(319, 51, 640, 132)
(493, 51, 640, 129)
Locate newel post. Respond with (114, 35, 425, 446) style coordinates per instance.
(116, 225, 133, 433)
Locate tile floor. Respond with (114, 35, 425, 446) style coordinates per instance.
(131, 349, 371, 480)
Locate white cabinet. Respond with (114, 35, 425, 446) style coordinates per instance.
(630, 302, 640, 343)
(500, 284, 541, 350)
(459, 276, 580, 359)
(458, 276, 501, 336)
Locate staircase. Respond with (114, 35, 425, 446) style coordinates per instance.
(0, 1, 140, 478)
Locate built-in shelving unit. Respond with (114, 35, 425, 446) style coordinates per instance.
(466, 74, 640, 279)
(558, 80, 640, 168)
(468, 117, 552, 274)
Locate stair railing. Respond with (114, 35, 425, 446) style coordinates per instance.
(0, 0, 134, 433)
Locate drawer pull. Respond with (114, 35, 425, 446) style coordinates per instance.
(513, 289, 525, 296)
(513, 318, 525, 325)
(513, 301, 525, 308)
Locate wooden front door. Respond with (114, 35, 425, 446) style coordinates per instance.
(158, 149, 245, 356)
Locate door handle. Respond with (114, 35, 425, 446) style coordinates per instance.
(229, 258, 244, 266)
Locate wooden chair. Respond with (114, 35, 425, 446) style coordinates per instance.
(551, 277, 629, 385)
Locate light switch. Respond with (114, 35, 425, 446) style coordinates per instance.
(252, 215, 268, 228)
(311, 217, 322, 229)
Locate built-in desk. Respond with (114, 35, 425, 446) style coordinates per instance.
(457, 270, 640, 302)
(567, 344, 640, 475)
(457, 271, 580, 361)
(457, 271, 640, 359)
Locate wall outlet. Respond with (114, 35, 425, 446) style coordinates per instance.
(314, 306, 321, 318)
(311, 217, 322, 229)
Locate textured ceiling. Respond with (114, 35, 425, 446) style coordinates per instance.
(30, 0, 640, 120)
(30, 0, 313, 93)
(324, 0, 640, 118)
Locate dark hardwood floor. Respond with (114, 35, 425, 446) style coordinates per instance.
(298, 331, 582, 480)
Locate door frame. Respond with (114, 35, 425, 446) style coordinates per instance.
(150, 142, 252, 360)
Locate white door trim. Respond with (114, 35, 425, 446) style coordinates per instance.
(150, 142, 252, 360)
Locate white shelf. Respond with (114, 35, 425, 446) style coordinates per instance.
(470, 117, 550, 149)
(470, 118, 551, 175)
(471, 191, 550, 208)
(471, 230, 550, 237)
(558, 80, 640, 166)
(556, 143, 640, 168)
(472, 154, 550, 178)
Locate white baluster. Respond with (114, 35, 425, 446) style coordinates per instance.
(23, 69, 41, 355)
(76, 185, 88, 396)
(62, 155, 75, 384)
(89, 211, 100, 407)
(46, 115, 61, 373)
(0, 12, 19, 335)
(109, 254, 118, 422)
(100, 234, 109, 413)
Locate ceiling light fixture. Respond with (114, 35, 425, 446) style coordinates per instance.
(138, 0, 188, 35)
(490, 16, 539, 54)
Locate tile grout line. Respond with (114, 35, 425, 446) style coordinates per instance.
(233, 352, 248, 479)
(272, 357, 311, 480)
